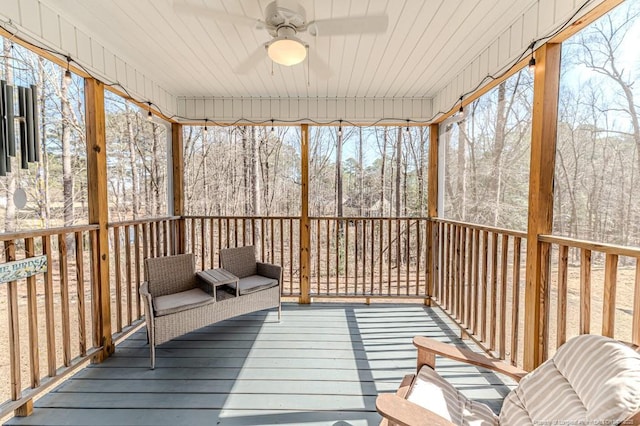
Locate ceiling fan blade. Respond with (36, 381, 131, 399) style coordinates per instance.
(307, 15, 388, 37)
(173, 1, 263, 28)
(234, 45, 268, 74)
(307, 50, 333, 80)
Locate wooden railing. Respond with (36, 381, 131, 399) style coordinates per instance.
(430, 219, 527, 366)
(0, 225, 100, 417)
(538, 235, 640, 358)
(3, 215, 640, 414)
(108, 217, 181, 333)
(310, 217, 430, 298)
(184, 216, 300, 296)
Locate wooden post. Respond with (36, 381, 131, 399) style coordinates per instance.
(299, 124, 311, 304)
(172, 123, 186, 254)
(85, 78, 114, 361)
(523, 43, 561, 371)
(426, 123, 439, 306)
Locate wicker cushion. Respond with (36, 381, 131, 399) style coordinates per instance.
(500, 334, 640, 425)
(407, 365, 499, 425)
(145, 254, 198, 298)
(229, 275, 279, 295)
(219, 246, 258, 278)
(153, 288, 214, 317)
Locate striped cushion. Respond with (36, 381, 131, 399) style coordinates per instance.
(407, 366, 499, 425)
(500, 334, 640, 425)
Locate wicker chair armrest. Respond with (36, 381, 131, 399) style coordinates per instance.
(414, 336, 527, 382)
(257, 262, 282, 282)
(376, 394, 456, 426)
(140, 282, 155, 320)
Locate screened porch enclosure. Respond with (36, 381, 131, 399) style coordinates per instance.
(0, 0, 640, 424)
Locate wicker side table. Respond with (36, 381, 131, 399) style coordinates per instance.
(197, 268, 239, 298)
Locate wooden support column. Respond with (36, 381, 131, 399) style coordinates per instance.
(299, 124, 311, 304)
(524, 43, 561, 371)
(426, 124, 439, 306)
(85, 78, 114, 361)
(172, 123, 186, 254)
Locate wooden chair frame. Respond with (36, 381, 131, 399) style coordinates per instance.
(376, 336, 640, 426)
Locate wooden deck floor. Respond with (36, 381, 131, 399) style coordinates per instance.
(6, 304, 515, 426)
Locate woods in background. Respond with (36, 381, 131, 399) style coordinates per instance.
(0, 0, 638, 251)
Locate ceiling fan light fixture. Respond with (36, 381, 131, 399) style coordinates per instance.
(267, 35, 307, 66)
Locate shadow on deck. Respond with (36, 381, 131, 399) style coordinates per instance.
(6, 303, 515, 426)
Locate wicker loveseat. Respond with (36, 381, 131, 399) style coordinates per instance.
(140, 251, 281, 369)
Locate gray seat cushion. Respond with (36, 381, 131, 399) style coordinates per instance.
(153, 287, 214, 316)
(229, 275, 279, 295)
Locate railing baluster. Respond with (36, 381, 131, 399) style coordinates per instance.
(200, 218, 205, 270)
(499, 234, 509, 359)
(633, 258, 640, 346)
(210, 218, 215, 268)
(42, 235, 56, 377)
(345, 219, 350, 294)
(379, 219, 383, 296)
(602, 253, 618, 338)
(489, 232, 498, 351)
(472, 229, 480, 334)
(580, 248, 591, 334)
(134, 225, 141, 319)
(25, 237, 40, 388)
(481, 230, 488, 342)
(387, 218, 392, 295)
(466, 229, 473, 328)
(125, 225, 133, 326)
(113, 227, 122, 333)
(289, 219, 294, 295)
(326, 220, 330, 294)
(354, 220, 359, 295)
(58, 234, 71, 367)
(365, 220, 370, 296)
(511, 237, 522, 366)
(315, 219, 320, 294)
(557, 245, 569, 347)
(372, 220, 376, 295)
(5, 239, 21, 401)
(142, 223, 149, 281)
(336, 219, 341, 294)
(74, 232, 87, 357)
(459, 227, 469, 322)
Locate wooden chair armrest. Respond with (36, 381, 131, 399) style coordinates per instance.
(376, 394, 456, 426)
(413, 336, 527, 382)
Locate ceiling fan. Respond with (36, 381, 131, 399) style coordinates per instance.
(173, 0, 389, 78)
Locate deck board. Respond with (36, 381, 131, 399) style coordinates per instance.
(6, 304, 515, 425)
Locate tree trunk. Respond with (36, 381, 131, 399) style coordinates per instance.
(251, 126, 260, 216)
(379, 128, 388, 216)
(358, 127, 364, 216)
(61, 68, 74, 227)
(492, 81, 508, 227)
(3, 40, 16, 232)
(395, 127, 402, 217)
(336, 128, 343, 217)
(37, 57, 50, 228)
(125, 104, 139, 218)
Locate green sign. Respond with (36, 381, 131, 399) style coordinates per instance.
(0, 255, 47, 283)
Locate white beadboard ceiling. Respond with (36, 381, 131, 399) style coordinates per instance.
(5, 0, 602, 121)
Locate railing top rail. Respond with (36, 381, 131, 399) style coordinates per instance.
(431, 218, 527, 239)
(0, 224, 99, 241)
(108, 216, 180, 228)
(310, 216, 431, 221)
(183, 215, 299, 220)
(539, 234, 640, 257)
